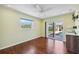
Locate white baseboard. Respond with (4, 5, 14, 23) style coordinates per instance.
(0, 37, 40, 50)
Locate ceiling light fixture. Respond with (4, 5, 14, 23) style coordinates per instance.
(34, 4, 43, 12)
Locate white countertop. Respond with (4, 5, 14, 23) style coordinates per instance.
(66, 33, 79, 36)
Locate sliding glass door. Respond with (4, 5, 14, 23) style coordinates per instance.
(46, 20, 64, 41)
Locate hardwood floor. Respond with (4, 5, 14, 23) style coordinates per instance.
(0, 37, 67, 54)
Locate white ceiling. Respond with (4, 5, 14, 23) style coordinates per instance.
(4, 4, 79, 19)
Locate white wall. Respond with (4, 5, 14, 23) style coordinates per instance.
(75, 19, 79, 35)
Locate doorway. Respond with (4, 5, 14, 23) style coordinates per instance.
(45, 20, 65, 41)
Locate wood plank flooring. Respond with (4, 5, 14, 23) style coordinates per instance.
(0, 37, 67, 54)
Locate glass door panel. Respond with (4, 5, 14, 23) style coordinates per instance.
(46, 20, 64, 41)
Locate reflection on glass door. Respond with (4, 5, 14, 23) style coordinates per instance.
(46, 20, 64, 41)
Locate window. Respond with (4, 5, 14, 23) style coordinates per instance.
(20, 18, 32, 28)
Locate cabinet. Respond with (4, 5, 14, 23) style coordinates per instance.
(66, 35, 79, 53)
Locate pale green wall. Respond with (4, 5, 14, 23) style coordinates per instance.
(41, 13, 74, 37)
(0, 6, 42, 49)
(0, 9, 1, 39)
(0, 10, 1, 39)
(0, 8, 3, 46)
